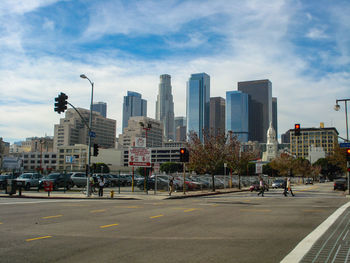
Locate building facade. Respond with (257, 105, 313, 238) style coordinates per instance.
(210, 97, 225, 137)
(92, 102, 107, 118)
(53, 108, 116, 152)
(226, 91, 249, 142)
(22, 152, 57, 172)
(122, 91, 147, 131)
(119, 116, 163, 149)
(57, 144, 88, 172)
(272, 97, 278, 139)
(186, 73, 210, 141)
(155, 74, 175, 141)
(289, 126, 338, 159)
(238, 79, 272, 143)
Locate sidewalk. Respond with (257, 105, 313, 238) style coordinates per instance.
(0, 187, 248, 201)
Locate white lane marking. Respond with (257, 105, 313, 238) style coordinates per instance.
(281, 201, 350, 263)
(0, 199, 107, 205)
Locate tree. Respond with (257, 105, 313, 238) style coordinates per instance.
(270, 153, 294, 177)
(263, 163, 278, 177)
(160, 162, 183, 174)
(314, 158, 343, 181)
(292, 158, 312, 179)
(187, 130, 231, 191)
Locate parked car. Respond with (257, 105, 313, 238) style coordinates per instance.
(250, 181, 269, 192)
(39, 173, 74, 190)
(272, 179, 286, 189)
(305, 178, 313, 185)
(334, 178, 347, 191)
(70, 172, 87, 187)
(15, 173, 42, 190)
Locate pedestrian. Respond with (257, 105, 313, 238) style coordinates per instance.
(169, 176, 174, 196)
(257, 177, 265, 197)
(98, 176, 105, 197)
(287, 177, 295, 196)
(283, 178, 288, 196)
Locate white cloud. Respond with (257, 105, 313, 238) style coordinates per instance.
(306, 28, 328, 39)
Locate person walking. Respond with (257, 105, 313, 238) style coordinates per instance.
(283, 177, 288, 196)
(98, 176, 105, 197)
(257, 177, 265, 197)
(287, 177, 295, 196)
(169, 176, 174, 196)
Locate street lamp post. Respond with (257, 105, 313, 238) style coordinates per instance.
(334, 98, 350, 195)
(80, 74, 94, 197)
(334, 99, 349, 142)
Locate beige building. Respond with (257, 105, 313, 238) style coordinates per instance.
(57, 144, 88, 172)
(289, 126, 338, 159)
(53, 108, 116, 152)
(119, 116, 163, 149)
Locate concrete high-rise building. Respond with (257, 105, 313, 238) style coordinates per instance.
(272, 97, 278, 139)
(186, 73, 210, 141)
(175, 117, 186, 129)
(175, 117, 187, 142)
(226, 91, 249, 142)
(53, 108, 116, 152)
(238, 79, 272, 143)
(119, 116, 163, 149)
(210, 97, 225, 137)
(92, 102, 107, 118)
(155, 74, 175, 141)
(122, 91, 147, 131)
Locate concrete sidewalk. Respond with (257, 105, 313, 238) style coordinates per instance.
(0, 188, 247, 200)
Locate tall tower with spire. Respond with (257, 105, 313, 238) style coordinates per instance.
(155, 74, 175, 141)
(263, 122, 278, 162)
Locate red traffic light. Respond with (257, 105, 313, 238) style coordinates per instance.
(180, 149, 185, 154)
(295, 124, 300, 129)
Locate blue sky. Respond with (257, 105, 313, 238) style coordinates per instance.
(0, 0, 349, 143)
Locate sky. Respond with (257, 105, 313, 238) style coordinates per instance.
(0, 0, 349, 144)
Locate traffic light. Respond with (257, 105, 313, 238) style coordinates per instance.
(179, 148, 189, 163)
(294, 124, 301, 136)
(54, 92, 68, 114)
(93, 144, 99, 156)
(346, 148, 350, 161)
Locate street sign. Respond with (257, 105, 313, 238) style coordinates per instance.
(256, 163, 263, 174)
(65, 156, 75, 164)
(128, 147, 151, 167)
(154, 163, 160, 173)
(89, 131, 96, 138)
(340, 143, 350, 148)
(134, 137, 146, 147)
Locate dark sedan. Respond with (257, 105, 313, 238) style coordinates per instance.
(334, 178, 347, 191)
(39, 173, 74, 190)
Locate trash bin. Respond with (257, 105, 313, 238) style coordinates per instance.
(6, 179, 16, 195)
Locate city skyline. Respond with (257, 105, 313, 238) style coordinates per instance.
(0, 1, 349, 143)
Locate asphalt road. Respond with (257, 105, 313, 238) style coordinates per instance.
(0, 183, 348, 263)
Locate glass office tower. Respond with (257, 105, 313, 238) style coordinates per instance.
(238, 79, 272, 143)
(186, 73, 210, 141)
(155, 74, 175, 141)
(122, 91, 147, 131)
(92, 102, 107, 118)
(226, 91, 249, 142)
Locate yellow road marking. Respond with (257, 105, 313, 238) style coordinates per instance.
(211, 204, 219, 207)
(295, 186, 318, 192)
(26, 236, 52, 242)
(240, 209, 272, 212)
(184, 208, 198, 212)
(0, 222, 3, 224)
(100, 223, 119, 229)
(90, 209, 106, 213)
(243, 200, 251, 202)
(62, 204, 88, 207)
(115, 206, 141, 209)
(42, 215, 63, 219)
(150, 214, 164, 219)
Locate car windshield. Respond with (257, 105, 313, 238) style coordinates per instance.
(19, 174, 33, 179)
(47, 173, 60, 179)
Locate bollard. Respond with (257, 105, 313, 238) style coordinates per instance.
(110, 190, 114, 198)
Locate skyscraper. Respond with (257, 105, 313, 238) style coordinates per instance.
(122, 91, 147, 131)
(186, 73, 210, 141)
(238, 79, 272, 143)
(226, 91, 249, 142)
(155, 74, 175, 141)
(210, 97, 225, 137)
(272, 97, 278, 139)
(92, 102, 107, 118)
(175, 117, 186, 142)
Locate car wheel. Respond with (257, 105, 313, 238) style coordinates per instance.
(25, 183, 31, 190)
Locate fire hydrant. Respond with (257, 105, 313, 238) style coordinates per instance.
(110, 190, 114, 198)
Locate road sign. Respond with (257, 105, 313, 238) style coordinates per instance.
(134, 137, 146, 147)
(154, 163, 160, 173)
(340, 143, 350, 148)
(128, 147, 151, 167)
(256, 163, 263, 174)
(89, 131, 96, 138)
(65, 156, 75, 164)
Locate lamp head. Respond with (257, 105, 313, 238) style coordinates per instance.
(334, 104, 340, 111)
(80, 74, 87, 79)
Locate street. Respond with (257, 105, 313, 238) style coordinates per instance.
(0, 182, 348, 263)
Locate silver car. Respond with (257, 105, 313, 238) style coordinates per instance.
(69, 172, 87, 188)
(16, 173, 42, 190)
